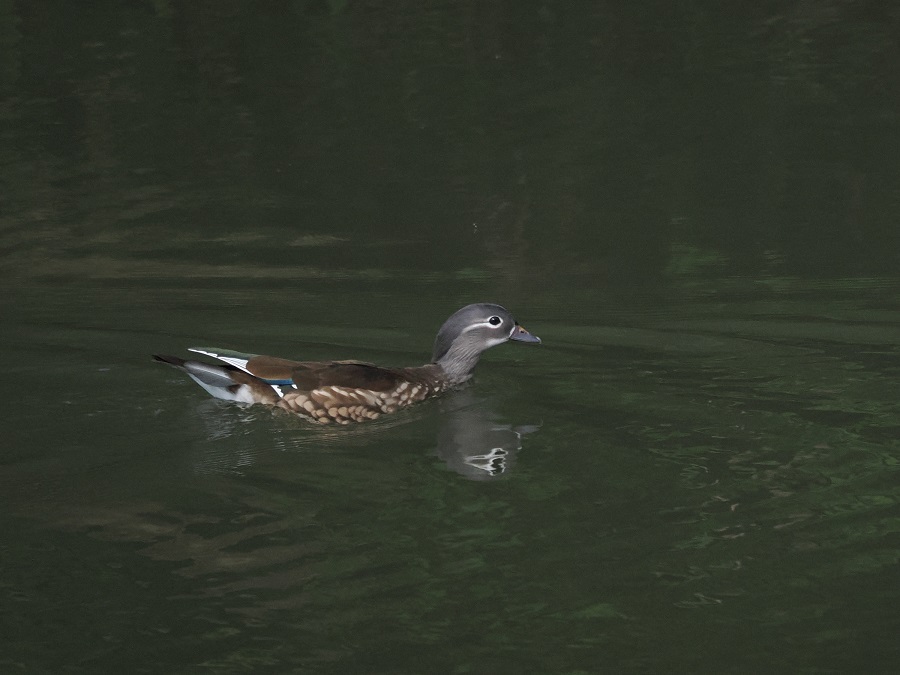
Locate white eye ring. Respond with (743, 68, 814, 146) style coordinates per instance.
(488, 316, 502, 326)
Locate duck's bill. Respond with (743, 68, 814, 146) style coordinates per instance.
(509, 324, 541, 344)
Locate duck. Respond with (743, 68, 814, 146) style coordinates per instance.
(153, 303, 540, 424)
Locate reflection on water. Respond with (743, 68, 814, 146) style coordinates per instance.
(435, 390, 540, 480)
(176, 388, 541, 481)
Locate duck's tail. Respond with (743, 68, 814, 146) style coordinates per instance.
(153, 354, 263, 403)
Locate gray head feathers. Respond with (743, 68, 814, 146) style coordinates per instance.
(431, 303, 538, 385)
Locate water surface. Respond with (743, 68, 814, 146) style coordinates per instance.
(2, 2, 898, 673)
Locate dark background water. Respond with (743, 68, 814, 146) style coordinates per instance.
(1, 2, 898, 673)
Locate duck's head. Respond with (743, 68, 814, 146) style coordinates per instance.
(432, 303, 540, 384)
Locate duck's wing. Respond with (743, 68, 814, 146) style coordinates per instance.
(288, 361, 408, 392)
(189, 347, 401, 390)
(188, 347, 306, 382)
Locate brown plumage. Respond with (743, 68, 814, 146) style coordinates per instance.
(154, 303, 540, 424)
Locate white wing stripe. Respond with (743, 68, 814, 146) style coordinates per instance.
(188, 348, 251, 373)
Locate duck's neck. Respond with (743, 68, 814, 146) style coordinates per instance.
(434, 344, 484, 386)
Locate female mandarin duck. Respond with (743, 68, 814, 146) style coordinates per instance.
(154, 303, 540, 424)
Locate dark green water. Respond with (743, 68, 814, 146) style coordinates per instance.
(2, 2, 898, 673)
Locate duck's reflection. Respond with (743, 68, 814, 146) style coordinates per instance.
(186, 388, 540, 480)
(434, 389, 540, 480)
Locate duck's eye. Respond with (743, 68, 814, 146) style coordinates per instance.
(488, 316, 502, 326)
